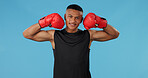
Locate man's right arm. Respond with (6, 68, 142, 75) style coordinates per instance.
(23, 23, 54, 42)
(23, 13, 64, 42)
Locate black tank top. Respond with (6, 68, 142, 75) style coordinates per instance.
(52, 28, 91, 78)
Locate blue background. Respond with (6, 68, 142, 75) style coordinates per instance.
(0, 0, 148, 78)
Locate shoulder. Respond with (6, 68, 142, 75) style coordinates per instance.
(46, 30, 55, 41)
(87, 30, 97, 40)
(46, 29, 63, 40)
(88, 29, 97, 34)
(88, 30, 97, 37)
(47, 29, 62, 34)
(47, 30, 55, 34)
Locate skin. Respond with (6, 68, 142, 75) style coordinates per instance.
(64, 9, 83, 33)
(23, 9, 120, 49)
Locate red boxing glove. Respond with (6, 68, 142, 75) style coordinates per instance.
(38, 13, 64, 29)
(83, 13, 107, 30)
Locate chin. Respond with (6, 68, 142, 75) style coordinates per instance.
(67, 25, 78, 30)
(70, 27, 79, 30)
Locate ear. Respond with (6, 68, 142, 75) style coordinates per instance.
(64, 14, 66, 20)
(80, 17, 83, 23)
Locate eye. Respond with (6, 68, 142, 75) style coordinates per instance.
(76, 17, 79, 19)
(69, 15, 72, 18)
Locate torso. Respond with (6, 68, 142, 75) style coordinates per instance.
(49, 30, 93, 49)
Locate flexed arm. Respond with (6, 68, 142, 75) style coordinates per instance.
(23, 13, 64, 42)
(83, 13, 120, 41)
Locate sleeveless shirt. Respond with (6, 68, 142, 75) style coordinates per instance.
(52, 28, 91, 78)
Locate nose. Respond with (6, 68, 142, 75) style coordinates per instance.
(70, 17, 76, 23)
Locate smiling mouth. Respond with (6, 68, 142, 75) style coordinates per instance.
(69, 23, 76, 26)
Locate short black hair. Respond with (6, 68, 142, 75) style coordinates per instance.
(66, 4, 83, 12)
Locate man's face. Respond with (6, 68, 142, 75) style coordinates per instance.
(65, 9, 83, 30)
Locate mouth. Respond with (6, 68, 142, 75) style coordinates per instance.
(69, 23, 76, 27)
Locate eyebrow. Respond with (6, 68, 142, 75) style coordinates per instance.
(68, 14, 72, 16)
(68, 14, 80, 17)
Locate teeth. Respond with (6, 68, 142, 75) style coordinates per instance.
(70, 24, 75, 26)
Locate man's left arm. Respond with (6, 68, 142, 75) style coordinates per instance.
(89, 24, 120, 41)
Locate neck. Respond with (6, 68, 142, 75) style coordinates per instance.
(65, 27, 78, 33)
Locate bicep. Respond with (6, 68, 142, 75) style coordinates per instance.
(30, 30, 54, 42)
(91, 30, 114, 41)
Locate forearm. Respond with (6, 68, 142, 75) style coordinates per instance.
(23, 23, 41, 38)
(103, 24, 120, 38)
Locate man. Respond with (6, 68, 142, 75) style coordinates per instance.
(23, 4, 120, 78)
